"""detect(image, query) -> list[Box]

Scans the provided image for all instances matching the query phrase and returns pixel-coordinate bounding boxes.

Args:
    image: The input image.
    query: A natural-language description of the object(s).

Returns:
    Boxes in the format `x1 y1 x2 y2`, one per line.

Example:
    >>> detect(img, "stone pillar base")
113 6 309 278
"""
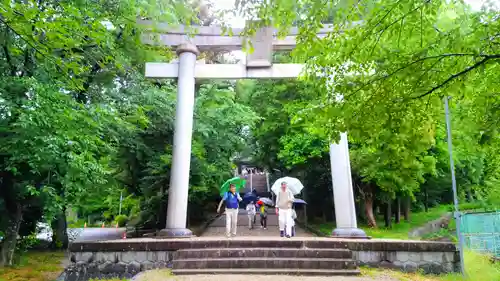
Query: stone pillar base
331 227 370 239
156 228 193 238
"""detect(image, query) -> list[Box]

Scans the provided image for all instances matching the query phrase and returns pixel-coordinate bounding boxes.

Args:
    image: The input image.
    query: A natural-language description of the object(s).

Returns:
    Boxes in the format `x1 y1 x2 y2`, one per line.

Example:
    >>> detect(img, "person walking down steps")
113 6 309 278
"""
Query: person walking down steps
258 201 268 229
217 184 242 238
246 201 256 229
275 182 295 238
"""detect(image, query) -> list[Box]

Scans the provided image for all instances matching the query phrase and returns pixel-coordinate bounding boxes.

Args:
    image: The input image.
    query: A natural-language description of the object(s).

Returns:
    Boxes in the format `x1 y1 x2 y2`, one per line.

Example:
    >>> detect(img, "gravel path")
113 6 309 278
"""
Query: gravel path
133 272 399 281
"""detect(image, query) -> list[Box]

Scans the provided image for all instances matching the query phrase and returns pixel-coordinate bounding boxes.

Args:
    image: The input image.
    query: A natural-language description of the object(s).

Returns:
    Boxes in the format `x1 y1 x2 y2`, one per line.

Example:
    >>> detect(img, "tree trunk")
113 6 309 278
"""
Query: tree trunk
0 203 23 267
51 208 69 249
157 186 167 230
358 198 366 222
359 183 377 228
384 199 392 228
403 196 411 222
424 187 429 212
364 197 377 228
372 200 378 216
395 197 401 224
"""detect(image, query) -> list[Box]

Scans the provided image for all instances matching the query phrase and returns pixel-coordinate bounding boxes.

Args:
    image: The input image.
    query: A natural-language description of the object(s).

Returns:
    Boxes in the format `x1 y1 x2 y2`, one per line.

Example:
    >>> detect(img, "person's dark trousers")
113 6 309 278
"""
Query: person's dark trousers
260 215 267 228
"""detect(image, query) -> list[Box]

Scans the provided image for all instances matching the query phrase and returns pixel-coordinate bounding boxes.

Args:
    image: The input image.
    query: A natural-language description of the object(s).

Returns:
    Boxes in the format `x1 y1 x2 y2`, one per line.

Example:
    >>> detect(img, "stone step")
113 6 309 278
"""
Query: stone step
172 268 361 276
175 248 352 259
172 257 357 270
209 214 279 227
168 238 351 249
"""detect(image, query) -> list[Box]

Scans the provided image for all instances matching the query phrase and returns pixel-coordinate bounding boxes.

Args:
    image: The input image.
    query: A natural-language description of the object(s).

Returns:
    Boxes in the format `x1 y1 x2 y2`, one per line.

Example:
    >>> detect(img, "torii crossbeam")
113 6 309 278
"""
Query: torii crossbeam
142 21 366 239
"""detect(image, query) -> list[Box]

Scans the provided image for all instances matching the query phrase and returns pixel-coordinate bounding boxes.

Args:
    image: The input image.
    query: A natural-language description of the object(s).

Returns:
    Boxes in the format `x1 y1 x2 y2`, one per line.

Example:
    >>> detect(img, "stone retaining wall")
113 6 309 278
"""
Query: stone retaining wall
65 238 459 280
65 251 175 281
353 250 457 273
345 239 459 274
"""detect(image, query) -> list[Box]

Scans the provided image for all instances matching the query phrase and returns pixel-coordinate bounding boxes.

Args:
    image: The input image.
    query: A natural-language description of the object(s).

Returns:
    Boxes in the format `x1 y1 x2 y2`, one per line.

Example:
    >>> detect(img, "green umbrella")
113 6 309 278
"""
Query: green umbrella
220 177 246 196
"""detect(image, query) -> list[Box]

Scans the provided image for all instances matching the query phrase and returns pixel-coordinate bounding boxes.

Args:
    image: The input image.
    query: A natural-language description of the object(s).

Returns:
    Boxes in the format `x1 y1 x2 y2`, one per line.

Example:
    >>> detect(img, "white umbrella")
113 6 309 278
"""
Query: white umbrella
271 177 304 195
257 197 274 206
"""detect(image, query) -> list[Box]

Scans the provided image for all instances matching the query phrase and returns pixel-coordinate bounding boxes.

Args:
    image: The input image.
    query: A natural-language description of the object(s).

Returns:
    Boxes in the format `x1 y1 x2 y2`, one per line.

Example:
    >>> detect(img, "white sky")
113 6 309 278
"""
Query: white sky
210 0 497 60
465 0 500 10
212 0 497 28
211 0 245 28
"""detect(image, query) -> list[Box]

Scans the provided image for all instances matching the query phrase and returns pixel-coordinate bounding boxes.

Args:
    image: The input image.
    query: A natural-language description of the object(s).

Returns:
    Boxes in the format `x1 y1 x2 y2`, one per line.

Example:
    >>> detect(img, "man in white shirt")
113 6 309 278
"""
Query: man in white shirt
275 182 294 238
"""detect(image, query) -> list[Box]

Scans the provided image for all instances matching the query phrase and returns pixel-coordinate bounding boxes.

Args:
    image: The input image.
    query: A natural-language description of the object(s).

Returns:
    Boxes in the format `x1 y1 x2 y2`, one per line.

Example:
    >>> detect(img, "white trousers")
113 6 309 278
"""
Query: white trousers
247 214 255 228
278 208 292 235
225 208 239 236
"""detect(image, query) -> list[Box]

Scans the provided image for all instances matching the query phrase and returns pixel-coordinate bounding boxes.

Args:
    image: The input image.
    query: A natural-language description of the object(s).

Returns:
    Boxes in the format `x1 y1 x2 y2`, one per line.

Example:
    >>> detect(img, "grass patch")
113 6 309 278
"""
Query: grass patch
0 251 65 281
313 204 453 239
361 250 500 281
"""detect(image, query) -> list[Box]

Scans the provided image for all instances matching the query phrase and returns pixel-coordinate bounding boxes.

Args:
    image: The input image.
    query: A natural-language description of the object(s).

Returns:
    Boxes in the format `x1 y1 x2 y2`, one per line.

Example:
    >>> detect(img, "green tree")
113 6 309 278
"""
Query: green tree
0 0 196 265
236 0 500 226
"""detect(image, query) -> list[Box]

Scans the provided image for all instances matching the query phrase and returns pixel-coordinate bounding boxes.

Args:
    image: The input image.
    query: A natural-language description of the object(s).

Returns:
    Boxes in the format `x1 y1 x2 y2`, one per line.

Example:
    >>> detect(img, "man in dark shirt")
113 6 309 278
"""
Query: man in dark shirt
217 184 242 237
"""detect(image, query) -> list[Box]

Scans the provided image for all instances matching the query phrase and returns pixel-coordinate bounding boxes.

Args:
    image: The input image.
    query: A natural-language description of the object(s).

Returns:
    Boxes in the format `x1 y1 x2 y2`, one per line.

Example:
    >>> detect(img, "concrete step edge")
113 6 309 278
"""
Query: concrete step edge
172 268 361 276
176 247 351 252
173 257 356 262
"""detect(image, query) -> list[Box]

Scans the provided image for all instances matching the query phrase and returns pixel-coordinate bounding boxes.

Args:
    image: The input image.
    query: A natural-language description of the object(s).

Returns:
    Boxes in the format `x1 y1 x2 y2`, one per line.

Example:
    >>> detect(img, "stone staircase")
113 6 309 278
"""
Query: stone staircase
171 239 360 276
242 173 268 194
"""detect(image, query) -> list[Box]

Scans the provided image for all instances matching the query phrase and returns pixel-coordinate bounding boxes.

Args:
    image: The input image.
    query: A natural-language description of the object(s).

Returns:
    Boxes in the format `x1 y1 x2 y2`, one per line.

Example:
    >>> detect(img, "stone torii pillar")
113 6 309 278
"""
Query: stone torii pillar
142 22 366 238
330 133 367 238
158 43 199 237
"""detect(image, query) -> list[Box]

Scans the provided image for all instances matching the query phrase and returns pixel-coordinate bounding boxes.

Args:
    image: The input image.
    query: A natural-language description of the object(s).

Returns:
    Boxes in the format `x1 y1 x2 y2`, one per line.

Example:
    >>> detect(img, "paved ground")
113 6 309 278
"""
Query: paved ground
133 271 399 281
201 225 314 237
201 211 314 237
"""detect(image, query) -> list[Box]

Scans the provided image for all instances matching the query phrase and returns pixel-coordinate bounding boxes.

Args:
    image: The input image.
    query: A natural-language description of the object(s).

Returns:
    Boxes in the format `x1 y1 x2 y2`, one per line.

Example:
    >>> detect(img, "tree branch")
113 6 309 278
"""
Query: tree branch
346 53 486 99
2 28 16 76
0 16 81 89
412 56 495 99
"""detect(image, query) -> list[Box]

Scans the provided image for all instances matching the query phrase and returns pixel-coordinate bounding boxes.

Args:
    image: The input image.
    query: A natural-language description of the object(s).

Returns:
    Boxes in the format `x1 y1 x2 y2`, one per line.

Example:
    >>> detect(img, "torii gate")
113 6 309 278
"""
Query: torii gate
141 21 367 238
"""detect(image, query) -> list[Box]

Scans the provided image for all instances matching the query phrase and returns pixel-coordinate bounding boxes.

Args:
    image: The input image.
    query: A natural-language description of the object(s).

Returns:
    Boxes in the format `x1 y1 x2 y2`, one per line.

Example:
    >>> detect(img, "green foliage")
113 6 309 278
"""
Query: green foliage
236 0 500 227
0 0 255 265
314 204 453 239
361 250 500 280
2 80 121 214
129 81 258 229
0 251 65 281
114 215 128 227
15 234 40 256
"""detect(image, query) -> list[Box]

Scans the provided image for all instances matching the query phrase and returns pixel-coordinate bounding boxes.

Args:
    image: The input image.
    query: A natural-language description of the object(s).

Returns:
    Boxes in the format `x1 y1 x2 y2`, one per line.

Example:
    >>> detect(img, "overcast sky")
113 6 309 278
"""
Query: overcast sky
210 0 498 61
213 0 498 28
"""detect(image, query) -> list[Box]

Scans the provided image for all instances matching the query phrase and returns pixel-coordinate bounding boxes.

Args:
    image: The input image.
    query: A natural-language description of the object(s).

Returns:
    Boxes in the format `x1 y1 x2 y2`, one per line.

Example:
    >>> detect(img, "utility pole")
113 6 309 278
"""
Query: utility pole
119 191 123 216
444 96 466 276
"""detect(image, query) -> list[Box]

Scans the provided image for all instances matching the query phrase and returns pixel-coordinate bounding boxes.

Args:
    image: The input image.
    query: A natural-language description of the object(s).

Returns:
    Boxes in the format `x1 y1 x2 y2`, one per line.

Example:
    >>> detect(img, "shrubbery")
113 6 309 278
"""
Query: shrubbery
114 215 128 227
